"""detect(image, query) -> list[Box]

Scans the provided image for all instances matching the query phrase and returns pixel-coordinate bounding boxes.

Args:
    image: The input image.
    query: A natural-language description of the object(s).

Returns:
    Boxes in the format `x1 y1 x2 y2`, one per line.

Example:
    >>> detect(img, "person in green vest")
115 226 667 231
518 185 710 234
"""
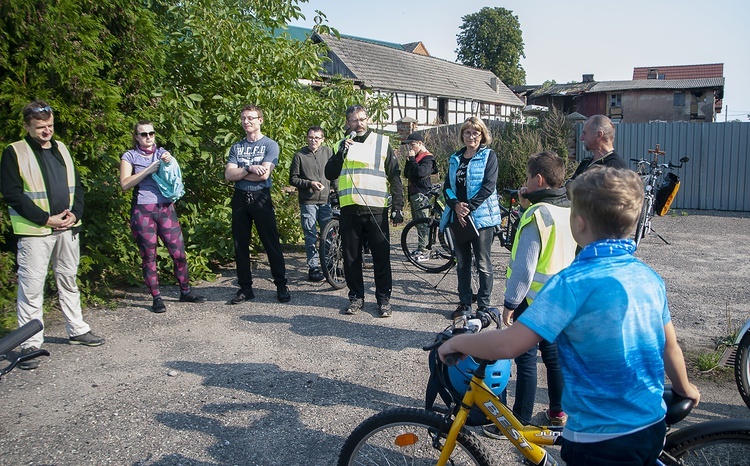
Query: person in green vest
0 100 105 369
484 151 576 439
324 105 404 317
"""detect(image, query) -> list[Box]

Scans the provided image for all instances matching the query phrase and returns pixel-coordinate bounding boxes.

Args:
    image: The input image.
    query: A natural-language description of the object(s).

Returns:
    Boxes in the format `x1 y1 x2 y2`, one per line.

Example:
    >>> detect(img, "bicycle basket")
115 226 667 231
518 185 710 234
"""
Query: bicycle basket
425 347 511 426
654 172 680 216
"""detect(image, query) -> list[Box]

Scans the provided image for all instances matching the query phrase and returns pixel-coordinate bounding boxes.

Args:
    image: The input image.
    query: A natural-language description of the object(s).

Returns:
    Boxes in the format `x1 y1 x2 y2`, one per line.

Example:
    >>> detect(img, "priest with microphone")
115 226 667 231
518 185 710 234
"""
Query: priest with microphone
325 104 404 318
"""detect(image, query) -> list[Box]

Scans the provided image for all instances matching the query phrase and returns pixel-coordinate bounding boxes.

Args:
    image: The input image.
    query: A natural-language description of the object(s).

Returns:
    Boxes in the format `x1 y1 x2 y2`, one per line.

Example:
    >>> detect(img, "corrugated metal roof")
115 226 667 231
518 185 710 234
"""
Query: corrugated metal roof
591 78 724 92
316 33 524 107
529 81 597 98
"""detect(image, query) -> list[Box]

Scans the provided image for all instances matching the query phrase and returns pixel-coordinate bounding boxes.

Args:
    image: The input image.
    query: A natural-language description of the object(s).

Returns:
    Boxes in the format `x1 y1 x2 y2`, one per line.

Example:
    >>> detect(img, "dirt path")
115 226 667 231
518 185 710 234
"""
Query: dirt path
1 210 748 465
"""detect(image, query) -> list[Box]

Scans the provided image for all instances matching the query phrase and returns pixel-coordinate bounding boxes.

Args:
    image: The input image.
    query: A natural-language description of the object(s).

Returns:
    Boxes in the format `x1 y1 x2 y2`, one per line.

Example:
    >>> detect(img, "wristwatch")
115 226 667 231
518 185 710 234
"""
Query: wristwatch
244 165 252 174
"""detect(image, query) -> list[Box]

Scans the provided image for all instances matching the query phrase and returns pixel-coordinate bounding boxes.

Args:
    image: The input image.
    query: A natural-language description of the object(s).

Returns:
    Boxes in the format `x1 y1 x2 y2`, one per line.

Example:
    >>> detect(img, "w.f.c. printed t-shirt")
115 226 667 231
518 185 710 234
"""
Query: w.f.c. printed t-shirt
227 136 279 192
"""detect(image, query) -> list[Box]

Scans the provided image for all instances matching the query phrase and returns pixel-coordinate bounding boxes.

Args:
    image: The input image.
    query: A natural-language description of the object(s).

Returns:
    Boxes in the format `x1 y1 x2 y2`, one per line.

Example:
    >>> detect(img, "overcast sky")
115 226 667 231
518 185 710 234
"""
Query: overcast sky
290 0 750 122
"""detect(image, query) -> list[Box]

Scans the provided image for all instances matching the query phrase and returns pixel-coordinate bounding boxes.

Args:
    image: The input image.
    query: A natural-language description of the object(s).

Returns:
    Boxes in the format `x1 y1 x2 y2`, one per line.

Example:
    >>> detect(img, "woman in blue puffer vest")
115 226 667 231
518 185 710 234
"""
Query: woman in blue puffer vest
440 117 502 319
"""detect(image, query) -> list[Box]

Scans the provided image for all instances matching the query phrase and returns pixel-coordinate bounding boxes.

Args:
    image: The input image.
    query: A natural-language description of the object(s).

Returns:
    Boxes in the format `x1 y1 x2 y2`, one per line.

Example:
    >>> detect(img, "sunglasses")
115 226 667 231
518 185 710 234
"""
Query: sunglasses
138 131 155 137
31 106 52 114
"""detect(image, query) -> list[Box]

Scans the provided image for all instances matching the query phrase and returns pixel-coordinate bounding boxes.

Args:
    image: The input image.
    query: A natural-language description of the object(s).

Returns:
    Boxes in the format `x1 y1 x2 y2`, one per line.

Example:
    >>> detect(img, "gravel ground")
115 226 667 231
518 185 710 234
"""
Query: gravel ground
1 209 749 465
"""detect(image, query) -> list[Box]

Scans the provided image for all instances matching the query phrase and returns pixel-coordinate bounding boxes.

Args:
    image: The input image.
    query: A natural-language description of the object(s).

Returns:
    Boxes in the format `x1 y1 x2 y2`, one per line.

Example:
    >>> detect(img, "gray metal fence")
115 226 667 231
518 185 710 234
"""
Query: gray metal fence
575 122 750 211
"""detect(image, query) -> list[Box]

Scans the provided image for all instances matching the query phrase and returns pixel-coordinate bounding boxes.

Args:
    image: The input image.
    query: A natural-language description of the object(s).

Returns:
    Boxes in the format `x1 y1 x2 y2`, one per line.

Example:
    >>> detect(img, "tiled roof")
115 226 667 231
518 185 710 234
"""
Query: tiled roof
590 78 725 93
633 63 724 80
317 33 524 107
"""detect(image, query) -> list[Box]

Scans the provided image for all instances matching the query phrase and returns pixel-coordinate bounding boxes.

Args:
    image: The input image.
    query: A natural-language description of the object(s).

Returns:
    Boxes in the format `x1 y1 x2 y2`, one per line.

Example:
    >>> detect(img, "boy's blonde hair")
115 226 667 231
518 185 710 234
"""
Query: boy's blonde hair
567 166 644 239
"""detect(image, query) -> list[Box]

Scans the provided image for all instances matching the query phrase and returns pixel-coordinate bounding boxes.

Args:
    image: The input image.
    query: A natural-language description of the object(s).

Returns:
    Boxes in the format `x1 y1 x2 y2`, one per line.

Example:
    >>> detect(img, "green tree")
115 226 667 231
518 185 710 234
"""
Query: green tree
0 0 377 328
455 7 526 86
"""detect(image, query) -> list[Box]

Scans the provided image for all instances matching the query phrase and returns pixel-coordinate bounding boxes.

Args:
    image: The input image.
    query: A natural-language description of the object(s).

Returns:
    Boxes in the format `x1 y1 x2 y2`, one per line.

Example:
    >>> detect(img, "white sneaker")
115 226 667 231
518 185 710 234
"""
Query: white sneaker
411 250 429 262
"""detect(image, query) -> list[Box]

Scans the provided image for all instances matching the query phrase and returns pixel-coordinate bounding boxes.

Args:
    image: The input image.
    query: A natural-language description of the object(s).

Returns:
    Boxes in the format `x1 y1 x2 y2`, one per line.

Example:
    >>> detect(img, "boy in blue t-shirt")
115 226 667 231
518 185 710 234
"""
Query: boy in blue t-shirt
438 166 700 465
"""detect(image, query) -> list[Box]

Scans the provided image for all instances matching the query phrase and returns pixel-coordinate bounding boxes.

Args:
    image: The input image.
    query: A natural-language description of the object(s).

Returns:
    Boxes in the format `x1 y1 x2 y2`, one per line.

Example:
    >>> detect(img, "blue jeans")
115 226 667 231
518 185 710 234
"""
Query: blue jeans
454 226 494 308
300 203 333 271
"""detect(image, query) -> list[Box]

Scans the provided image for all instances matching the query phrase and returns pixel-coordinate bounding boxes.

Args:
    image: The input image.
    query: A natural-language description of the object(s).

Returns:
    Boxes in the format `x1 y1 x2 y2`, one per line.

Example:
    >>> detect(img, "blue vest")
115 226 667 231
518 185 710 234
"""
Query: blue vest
440 147 501 231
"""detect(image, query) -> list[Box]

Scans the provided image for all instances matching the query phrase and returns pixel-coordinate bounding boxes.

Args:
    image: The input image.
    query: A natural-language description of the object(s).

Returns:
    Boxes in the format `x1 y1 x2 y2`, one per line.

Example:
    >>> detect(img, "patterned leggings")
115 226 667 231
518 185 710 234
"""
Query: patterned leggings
130 203 189 297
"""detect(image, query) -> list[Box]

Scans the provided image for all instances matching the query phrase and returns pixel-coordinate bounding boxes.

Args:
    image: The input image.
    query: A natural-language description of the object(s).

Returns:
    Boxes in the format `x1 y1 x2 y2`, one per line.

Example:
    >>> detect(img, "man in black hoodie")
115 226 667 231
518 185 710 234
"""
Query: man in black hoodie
401 132 437 262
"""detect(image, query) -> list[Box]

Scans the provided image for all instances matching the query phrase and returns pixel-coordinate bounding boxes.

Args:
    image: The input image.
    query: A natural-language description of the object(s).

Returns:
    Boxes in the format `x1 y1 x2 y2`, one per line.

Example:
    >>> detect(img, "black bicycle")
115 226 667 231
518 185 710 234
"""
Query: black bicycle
400 186 521 273
0 320 49 378
631 144 689 247
319 199 346 290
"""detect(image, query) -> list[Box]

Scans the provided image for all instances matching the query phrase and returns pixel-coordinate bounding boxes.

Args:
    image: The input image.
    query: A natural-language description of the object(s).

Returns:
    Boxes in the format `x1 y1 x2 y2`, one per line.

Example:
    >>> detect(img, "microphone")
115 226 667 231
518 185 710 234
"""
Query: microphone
342 131 357 157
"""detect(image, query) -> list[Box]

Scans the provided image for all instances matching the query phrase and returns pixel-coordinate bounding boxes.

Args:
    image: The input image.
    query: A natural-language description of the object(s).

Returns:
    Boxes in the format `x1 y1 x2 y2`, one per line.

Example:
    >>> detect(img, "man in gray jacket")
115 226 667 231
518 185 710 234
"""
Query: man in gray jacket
289 126 334 282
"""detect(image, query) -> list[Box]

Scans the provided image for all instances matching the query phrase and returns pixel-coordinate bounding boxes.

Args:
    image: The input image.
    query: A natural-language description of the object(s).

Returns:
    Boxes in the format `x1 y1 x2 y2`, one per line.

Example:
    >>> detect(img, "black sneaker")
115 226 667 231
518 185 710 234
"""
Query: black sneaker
276 285 291 303
18 346 41 370
68 331 105 347
152 296 167 313
230 289 255 304
378 303 392 318
308 269 325 282
179 291 206 303
345 298 363 315
451 303 472 319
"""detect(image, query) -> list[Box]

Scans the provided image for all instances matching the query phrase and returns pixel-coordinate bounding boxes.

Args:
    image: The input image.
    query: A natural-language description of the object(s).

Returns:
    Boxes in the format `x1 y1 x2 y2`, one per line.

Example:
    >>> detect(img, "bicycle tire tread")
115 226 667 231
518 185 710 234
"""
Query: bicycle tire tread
337 407 497 466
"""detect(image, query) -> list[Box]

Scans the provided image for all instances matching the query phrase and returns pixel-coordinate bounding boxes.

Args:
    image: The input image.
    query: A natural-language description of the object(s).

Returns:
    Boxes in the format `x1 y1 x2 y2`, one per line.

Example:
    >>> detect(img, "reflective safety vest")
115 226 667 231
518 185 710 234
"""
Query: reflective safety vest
8 140 81 236
338 132 389 208
507 202 576 304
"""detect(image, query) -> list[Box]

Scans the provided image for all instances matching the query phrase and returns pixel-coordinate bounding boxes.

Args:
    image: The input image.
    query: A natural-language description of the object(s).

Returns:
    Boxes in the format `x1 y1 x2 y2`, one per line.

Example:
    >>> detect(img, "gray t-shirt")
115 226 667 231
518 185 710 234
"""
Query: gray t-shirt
227 136 279 192
121 148 170 204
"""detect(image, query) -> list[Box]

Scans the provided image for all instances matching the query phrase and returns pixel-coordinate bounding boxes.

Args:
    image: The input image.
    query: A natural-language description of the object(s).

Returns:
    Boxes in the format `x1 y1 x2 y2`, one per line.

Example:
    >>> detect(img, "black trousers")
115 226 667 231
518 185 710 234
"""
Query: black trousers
561 420 666 465
231 189 287 289
339 211 392 305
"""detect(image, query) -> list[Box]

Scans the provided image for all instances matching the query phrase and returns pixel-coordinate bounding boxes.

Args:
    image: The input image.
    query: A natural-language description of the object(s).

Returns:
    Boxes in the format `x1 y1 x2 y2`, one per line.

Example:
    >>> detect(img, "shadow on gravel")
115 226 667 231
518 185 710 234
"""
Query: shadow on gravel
148 401 345 466
241 313 436 350
165 360 419 409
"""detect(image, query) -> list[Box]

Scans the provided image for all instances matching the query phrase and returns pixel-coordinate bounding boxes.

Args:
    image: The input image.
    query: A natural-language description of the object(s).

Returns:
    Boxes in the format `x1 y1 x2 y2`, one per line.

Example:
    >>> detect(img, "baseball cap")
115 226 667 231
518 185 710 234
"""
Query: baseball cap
401 132 424 144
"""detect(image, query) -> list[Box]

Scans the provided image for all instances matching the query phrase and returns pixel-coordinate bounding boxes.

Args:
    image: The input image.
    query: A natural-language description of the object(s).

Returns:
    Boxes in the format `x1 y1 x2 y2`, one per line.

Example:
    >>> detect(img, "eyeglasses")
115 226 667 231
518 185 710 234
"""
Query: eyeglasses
31 106 52 114
138 131 155 137
347 117 368 124
463 132 482 139
242 116 261 122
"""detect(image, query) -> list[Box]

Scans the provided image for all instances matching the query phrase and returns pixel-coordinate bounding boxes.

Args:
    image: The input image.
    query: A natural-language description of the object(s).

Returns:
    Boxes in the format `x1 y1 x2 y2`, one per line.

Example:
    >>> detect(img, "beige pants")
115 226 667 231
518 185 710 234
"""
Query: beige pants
16 230 90 349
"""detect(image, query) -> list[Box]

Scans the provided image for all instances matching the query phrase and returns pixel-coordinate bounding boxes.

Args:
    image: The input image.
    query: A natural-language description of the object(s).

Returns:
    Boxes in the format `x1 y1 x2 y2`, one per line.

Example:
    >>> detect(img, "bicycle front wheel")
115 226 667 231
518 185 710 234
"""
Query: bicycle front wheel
735 330 750 410
337 408 497 466
634 195 653 247
660 419 750 465
400 218 455 273
319 218 346 290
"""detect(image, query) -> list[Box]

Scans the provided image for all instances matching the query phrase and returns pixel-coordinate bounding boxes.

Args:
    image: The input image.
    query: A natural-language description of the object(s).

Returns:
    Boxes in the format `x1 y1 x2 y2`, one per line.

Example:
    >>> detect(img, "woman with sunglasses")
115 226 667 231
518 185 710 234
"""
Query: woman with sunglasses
119 120 205 313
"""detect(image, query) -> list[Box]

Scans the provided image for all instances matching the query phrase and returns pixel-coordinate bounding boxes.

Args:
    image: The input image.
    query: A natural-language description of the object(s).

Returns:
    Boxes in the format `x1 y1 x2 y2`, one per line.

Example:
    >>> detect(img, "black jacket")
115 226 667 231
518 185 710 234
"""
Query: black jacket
404 150 436 196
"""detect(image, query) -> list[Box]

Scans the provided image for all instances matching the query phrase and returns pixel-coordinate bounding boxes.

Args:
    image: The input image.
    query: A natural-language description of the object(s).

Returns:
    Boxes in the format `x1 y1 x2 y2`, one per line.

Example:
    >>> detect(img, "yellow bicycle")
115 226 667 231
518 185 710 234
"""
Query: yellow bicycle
338 313 750 465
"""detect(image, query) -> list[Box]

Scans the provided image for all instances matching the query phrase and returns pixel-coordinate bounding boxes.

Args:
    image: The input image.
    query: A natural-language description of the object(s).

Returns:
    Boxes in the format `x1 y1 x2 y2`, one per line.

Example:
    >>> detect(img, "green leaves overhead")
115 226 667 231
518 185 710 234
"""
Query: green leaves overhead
455 7 526 87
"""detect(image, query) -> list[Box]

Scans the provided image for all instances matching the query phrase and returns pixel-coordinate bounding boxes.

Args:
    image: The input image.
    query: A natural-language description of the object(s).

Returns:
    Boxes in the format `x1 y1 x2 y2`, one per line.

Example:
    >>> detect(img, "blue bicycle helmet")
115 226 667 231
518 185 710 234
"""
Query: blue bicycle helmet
447 355 511 397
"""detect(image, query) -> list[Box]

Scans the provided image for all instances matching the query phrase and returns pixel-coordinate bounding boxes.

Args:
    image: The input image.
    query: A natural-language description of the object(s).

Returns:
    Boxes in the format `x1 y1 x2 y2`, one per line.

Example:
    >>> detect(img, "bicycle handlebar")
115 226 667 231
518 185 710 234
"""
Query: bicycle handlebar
0 319 43 357
422 309 502 366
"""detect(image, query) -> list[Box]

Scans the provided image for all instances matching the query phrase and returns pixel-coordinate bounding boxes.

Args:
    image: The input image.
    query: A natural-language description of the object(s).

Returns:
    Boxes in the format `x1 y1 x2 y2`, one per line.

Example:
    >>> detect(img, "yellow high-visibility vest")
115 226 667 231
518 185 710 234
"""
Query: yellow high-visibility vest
507 203 576 304
338 132 389 208
8 140 80 236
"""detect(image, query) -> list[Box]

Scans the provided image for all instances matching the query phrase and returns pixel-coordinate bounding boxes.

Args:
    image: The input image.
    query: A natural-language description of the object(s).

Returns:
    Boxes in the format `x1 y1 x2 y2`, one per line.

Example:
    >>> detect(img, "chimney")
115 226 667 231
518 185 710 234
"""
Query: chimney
582 74 594 83
490 77 499 92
